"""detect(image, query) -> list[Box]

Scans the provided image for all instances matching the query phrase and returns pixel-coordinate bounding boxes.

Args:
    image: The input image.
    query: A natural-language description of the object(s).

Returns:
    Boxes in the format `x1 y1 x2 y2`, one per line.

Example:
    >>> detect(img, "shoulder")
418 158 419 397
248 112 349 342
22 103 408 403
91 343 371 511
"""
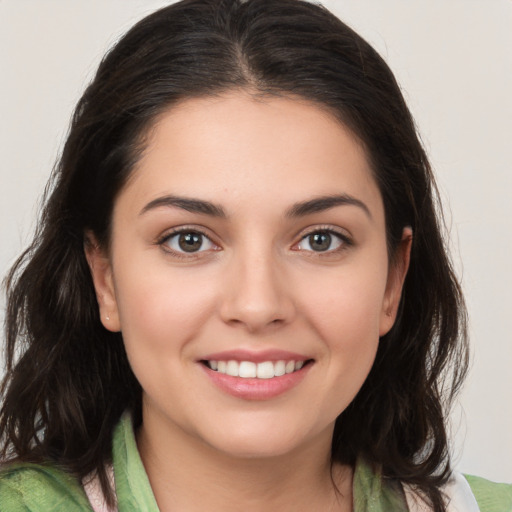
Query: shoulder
0 462 92 511
464 474 512 512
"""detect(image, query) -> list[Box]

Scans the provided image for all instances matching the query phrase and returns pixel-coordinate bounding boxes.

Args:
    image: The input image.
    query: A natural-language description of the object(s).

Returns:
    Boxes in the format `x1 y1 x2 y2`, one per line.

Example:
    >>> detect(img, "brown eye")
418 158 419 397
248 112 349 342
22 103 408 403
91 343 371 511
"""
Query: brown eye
178 232 203 252
308 232 332 252
162 230 216 254
296 230 346 253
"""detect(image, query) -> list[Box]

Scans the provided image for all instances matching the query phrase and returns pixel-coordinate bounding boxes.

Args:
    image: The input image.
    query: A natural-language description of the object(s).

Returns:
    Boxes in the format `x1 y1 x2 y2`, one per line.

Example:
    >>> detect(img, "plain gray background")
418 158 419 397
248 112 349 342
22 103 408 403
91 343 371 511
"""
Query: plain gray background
1 0 511 482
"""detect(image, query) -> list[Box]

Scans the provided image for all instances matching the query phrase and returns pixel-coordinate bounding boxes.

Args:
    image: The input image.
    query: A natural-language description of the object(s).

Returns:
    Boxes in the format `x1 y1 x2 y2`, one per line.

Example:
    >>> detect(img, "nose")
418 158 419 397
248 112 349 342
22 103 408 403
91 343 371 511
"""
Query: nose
219 249 295 333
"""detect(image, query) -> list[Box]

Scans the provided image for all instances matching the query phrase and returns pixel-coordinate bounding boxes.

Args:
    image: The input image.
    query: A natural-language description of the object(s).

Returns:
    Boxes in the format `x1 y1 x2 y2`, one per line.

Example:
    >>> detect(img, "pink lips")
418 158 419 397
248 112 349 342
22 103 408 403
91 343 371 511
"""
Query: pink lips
199 349 313 400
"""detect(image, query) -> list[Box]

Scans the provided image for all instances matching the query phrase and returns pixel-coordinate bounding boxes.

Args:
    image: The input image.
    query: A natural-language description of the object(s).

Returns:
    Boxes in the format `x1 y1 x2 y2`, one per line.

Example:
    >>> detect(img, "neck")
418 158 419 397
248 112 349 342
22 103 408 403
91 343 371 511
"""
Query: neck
136 410 353 512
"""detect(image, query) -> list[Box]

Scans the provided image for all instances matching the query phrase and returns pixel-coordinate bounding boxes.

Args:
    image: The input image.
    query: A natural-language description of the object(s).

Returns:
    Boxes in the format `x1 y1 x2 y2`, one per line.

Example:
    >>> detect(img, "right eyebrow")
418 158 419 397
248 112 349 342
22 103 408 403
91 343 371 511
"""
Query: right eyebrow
139 195 227 217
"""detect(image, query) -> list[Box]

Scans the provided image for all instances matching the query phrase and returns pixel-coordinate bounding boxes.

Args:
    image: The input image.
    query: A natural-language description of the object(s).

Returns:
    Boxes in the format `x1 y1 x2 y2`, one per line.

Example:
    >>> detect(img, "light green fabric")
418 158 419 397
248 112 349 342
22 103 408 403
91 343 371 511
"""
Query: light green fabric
352 457 409 511
0 462 92 511
464 474 512 512
111 413 159 511
1 412 510 511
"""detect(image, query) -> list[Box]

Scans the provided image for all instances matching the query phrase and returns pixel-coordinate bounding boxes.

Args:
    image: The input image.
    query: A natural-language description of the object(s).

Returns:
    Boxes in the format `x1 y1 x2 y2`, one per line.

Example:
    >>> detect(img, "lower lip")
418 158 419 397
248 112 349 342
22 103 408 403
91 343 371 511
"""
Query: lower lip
200 363 312 400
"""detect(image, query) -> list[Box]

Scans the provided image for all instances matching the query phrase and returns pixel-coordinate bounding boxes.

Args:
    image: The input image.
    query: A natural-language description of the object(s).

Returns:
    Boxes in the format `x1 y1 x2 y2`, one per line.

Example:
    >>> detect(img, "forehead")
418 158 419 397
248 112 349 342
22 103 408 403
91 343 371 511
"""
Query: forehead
120 91 382 219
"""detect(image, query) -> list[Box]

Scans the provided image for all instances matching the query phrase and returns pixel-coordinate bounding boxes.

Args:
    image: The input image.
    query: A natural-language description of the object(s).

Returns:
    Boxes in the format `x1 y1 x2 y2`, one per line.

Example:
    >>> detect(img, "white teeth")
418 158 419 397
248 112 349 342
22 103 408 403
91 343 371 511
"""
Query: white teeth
285 361 295 374
207 359 307 378
238 361 257 378
274 360 286 376
257 361 274 379
226 360 239 377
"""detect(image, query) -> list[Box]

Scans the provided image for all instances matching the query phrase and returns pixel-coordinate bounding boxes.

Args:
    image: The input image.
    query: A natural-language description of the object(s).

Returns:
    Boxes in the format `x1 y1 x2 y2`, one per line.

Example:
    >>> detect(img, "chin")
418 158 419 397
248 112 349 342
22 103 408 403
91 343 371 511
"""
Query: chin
195 417 329 461
207 435 304 460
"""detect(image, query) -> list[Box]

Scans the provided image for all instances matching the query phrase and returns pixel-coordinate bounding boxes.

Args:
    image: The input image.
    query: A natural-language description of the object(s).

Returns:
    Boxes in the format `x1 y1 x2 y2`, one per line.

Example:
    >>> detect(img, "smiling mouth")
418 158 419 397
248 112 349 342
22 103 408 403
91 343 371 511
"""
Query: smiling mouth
202 359 313 379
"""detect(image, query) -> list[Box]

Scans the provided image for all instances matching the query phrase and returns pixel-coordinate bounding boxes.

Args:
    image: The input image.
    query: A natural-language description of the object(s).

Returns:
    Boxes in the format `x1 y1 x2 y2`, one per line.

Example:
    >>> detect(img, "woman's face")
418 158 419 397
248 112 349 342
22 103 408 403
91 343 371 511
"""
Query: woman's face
88 91 410 459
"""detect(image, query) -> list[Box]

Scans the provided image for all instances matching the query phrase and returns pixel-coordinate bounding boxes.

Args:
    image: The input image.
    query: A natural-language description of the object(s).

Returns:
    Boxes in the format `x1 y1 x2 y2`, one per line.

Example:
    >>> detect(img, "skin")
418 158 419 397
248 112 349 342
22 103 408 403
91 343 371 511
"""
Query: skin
87 91 411 511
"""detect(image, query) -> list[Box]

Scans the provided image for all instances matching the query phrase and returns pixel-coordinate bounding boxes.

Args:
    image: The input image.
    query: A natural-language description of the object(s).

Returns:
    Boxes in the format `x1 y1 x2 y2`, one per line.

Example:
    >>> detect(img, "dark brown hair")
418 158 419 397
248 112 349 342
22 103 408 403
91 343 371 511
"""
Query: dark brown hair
1 1 468 510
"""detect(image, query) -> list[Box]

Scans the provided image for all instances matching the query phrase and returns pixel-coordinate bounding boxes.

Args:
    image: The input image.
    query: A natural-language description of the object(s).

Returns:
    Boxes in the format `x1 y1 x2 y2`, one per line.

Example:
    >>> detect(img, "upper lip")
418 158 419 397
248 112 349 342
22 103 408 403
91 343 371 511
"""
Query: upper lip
200 349 312 363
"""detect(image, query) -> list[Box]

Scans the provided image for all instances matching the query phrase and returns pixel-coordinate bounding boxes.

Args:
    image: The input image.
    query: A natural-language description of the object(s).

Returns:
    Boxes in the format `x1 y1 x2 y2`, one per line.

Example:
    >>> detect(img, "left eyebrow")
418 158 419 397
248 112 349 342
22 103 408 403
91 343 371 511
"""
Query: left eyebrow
285 194 371 219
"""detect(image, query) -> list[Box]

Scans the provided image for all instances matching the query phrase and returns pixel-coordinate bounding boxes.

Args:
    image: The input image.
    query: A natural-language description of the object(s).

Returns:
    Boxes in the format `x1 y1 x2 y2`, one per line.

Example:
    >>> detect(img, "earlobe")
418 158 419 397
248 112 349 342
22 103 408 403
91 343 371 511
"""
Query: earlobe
379 227 413 336
84 232 121 332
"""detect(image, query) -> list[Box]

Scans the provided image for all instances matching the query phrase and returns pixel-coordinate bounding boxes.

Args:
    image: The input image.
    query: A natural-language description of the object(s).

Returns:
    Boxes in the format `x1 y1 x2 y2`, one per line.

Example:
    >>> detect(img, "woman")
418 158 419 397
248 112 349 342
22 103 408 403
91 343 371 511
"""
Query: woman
1 0 510 510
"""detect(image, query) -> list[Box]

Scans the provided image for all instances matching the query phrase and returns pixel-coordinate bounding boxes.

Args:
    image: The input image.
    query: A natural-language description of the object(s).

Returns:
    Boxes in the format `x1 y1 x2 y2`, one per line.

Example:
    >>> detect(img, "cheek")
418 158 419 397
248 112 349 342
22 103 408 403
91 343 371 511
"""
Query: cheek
299 259 389 345
309 295 382 420
112 262 221 412
318 282 382 373
293 255 388 401
112 255 219 360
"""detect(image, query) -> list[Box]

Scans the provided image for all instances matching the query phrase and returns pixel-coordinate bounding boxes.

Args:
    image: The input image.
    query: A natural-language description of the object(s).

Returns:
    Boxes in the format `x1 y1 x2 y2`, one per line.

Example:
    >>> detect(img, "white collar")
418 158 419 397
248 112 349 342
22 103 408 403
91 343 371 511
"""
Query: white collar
404 472 480 512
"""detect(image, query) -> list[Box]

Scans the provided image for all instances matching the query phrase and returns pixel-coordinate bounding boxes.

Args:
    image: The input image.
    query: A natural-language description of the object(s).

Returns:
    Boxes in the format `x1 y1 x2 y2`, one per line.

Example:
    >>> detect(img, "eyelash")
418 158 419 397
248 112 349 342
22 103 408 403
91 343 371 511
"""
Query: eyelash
156 226 353 259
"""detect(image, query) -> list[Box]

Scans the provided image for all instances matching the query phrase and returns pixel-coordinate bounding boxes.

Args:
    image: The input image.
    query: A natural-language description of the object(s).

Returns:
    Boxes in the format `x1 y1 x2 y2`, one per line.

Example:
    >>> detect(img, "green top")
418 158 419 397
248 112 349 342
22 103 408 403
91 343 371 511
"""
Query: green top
1 413 511 511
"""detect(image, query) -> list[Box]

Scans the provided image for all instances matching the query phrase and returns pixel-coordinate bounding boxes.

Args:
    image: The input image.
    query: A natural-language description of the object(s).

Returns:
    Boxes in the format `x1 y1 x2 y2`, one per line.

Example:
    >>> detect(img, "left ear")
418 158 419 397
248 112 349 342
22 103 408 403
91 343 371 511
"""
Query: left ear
379 227 413 336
